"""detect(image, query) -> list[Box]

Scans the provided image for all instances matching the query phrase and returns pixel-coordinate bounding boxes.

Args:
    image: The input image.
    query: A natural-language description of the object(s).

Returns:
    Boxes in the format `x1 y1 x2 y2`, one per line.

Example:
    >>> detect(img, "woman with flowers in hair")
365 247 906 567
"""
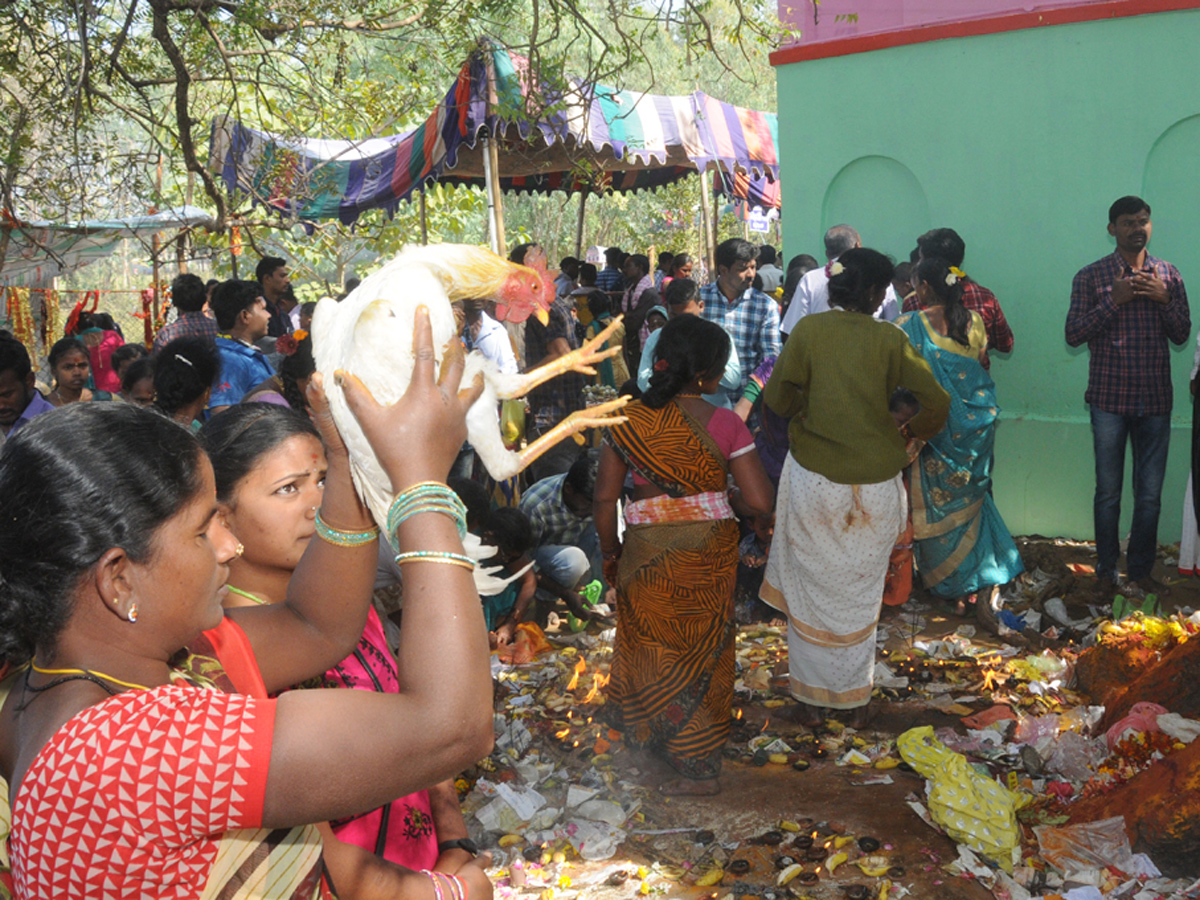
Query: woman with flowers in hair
894 257 1024 616
245 330 316 413
761 248 949 728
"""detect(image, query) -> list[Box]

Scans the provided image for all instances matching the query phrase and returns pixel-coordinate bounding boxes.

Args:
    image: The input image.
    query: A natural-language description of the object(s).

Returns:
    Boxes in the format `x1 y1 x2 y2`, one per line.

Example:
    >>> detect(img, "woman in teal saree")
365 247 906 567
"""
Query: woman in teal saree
895 257 1024 612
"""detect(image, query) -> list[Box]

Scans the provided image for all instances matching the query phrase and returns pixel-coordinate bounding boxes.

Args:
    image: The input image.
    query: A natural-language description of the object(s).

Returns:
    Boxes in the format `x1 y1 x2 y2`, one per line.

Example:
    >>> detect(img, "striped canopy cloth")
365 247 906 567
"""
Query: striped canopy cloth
209 44 779 222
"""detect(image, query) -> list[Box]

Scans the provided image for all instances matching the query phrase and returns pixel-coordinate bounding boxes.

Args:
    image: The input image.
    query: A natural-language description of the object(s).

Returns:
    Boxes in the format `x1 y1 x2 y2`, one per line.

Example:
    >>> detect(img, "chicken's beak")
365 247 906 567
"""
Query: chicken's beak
536 308 550 326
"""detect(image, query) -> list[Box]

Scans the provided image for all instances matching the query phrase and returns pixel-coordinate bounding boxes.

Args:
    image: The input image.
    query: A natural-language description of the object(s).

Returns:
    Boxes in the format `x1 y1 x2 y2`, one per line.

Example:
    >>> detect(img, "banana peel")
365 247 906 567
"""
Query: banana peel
826 852 848 874
777 864 804 886
878 879 891 900
833 836 855 850
780 820 802 832
498 834 523 847
695 868 725 887
856 857 891 877
873 757 900 769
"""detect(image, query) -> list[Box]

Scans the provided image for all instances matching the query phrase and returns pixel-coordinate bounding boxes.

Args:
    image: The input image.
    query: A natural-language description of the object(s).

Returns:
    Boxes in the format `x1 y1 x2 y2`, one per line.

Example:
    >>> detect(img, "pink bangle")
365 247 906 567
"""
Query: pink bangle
422 870 444 900
447 873 468 900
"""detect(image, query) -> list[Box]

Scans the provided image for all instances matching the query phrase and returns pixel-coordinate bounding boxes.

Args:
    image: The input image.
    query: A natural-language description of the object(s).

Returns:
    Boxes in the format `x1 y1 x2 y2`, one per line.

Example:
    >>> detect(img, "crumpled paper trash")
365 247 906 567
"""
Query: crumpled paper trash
573 799 627 827
558 818 623 860
898 726 1021 870
474 783 547 833
874 661 909 689
1156 712 1200 744
1034 816 1134 878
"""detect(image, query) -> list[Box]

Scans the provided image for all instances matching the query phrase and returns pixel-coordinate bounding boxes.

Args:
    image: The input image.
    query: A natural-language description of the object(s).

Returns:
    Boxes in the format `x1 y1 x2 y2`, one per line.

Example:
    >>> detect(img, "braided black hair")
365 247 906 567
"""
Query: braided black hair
914 256 970 348
278 334 315 412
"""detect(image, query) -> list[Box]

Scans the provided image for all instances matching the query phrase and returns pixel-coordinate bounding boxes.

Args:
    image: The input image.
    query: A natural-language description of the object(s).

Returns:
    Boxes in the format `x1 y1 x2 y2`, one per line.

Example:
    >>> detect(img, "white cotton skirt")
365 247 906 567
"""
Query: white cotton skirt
760 455 906 709
1181 474 1200 575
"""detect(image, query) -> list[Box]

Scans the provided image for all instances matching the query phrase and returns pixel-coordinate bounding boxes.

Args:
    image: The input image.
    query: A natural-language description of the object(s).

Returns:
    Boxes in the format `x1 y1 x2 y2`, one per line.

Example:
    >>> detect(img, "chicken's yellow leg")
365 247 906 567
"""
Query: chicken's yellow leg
497 315 627 399
516 398 630 472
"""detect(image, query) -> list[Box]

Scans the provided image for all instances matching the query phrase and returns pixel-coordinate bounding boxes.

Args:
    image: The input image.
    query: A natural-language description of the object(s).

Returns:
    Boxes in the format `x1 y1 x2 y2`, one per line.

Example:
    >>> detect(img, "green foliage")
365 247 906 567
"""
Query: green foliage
2 0 784 288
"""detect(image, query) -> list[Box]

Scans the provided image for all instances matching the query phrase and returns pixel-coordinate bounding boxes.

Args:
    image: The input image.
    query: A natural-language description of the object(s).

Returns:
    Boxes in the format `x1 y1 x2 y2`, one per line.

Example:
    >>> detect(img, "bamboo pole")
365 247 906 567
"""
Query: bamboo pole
419 186 429 245
151 154 163 326
574 189 588 259
486 136 506 258
698 170 715 276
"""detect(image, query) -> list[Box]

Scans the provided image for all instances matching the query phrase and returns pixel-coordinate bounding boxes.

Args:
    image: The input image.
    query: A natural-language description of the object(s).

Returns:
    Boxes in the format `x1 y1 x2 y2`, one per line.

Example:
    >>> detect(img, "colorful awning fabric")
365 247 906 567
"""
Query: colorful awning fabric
0 206 213 288
208 44 780 223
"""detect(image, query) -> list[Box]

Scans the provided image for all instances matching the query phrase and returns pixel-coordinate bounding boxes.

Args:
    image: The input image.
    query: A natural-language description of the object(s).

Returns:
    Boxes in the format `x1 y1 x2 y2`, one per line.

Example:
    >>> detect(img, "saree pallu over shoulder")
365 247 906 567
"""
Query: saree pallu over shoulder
898 314 1024 597
604 399 737 780
605 400 728 496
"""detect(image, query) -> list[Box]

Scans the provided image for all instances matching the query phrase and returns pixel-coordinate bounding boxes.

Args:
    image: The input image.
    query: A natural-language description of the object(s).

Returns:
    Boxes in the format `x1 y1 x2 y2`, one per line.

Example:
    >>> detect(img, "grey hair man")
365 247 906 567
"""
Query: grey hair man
780 224 899 334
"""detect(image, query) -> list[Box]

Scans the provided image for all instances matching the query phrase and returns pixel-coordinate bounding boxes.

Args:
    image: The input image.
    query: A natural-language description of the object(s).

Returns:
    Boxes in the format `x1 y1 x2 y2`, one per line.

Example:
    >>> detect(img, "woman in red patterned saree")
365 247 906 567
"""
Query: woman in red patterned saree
594 316 773 796
0 309 494 900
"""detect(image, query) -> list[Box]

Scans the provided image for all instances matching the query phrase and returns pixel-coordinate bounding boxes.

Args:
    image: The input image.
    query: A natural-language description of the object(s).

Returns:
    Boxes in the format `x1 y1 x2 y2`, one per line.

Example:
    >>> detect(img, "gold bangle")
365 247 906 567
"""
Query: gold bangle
393 550 476 572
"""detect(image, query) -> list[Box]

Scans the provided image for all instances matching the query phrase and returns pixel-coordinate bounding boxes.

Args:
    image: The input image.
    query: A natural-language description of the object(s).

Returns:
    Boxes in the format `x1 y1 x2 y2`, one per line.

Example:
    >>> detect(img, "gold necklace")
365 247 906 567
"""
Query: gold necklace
225 584 270 606
30 662 151 692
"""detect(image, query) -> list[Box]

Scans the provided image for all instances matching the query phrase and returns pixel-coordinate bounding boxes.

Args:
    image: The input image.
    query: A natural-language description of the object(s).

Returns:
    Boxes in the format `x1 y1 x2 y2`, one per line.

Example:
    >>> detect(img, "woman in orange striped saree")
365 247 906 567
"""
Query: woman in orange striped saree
594 316 773 796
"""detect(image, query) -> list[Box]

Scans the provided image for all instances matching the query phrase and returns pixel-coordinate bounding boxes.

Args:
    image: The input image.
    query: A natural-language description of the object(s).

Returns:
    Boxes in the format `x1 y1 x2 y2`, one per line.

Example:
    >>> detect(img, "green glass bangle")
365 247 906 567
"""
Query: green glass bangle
314 510 380 547
387 483 467 540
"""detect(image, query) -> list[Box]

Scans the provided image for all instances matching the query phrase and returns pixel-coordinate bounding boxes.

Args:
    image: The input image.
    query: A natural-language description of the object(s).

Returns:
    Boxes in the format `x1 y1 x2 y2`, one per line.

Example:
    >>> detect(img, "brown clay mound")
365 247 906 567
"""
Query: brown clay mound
1096 637 1200 732
1075 636 1167 709
1068 738 1200 878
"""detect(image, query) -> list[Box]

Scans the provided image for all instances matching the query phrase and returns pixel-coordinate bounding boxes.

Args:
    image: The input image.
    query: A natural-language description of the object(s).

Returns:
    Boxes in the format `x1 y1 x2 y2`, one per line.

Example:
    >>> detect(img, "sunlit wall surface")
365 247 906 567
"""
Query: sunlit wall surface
772 3 1200 539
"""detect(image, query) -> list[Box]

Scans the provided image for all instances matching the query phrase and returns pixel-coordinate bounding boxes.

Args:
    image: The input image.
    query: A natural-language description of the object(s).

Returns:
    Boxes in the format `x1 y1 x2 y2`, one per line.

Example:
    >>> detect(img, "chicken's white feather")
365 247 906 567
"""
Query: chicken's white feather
312 246 532 596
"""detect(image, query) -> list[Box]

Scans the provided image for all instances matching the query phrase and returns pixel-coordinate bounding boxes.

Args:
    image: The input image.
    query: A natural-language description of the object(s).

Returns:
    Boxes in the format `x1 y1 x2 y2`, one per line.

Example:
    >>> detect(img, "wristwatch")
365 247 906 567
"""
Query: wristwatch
438 838 479 857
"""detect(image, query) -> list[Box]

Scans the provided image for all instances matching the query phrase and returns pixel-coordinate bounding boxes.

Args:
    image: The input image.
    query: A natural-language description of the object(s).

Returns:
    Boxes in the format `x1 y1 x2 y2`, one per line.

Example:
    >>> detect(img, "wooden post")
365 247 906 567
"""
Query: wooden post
482 135 506 258
698 169 715 277
178 170 194 274
574 189 587 259
711 172 721 260
151 153 163 326
419 186 429 245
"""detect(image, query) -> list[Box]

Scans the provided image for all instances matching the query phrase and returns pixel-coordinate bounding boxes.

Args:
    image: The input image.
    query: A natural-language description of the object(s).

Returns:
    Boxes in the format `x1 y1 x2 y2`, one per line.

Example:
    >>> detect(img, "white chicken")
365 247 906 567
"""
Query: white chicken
312 243 628 594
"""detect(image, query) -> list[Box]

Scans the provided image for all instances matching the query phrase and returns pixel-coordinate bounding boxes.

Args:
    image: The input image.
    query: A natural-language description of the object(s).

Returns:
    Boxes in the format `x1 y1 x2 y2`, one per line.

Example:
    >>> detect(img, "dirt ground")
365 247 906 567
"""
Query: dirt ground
483 536 1200 900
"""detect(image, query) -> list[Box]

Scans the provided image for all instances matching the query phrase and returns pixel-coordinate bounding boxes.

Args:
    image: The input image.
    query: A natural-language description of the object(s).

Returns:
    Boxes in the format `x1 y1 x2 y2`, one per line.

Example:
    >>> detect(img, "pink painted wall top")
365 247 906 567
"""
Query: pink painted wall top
779 0 1113 46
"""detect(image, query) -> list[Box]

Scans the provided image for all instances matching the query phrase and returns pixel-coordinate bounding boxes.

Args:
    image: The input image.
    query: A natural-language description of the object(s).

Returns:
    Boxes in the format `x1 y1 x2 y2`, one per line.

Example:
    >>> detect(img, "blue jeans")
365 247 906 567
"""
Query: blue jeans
1090 407 1171 583
532 525 603 595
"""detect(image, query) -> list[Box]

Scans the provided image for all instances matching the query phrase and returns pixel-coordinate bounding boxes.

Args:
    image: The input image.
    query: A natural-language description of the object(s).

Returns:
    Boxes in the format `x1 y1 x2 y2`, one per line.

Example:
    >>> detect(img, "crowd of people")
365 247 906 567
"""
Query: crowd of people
0 193 1191 895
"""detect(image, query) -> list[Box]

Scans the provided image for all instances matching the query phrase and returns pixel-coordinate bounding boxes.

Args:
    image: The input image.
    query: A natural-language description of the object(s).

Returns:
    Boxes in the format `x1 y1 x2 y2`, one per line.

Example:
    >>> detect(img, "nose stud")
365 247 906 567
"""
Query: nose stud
235 543 245 557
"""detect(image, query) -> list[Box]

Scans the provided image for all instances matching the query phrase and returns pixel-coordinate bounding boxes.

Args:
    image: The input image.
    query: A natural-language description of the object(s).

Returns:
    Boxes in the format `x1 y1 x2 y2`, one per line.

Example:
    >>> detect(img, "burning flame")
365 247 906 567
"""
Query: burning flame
582 672 611 704
760 717 770 733
567 658 587 691
556 728 570 739
735 708 743 720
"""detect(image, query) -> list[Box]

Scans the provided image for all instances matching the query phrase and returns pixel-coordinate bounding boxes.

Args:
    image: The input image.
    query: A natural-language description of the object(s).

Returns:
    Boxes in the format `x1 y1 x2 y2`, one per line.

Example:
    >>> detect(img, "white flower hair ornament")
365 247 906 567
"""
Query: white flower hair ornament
829 261 845 276
945 265 966 287
944 271 959 286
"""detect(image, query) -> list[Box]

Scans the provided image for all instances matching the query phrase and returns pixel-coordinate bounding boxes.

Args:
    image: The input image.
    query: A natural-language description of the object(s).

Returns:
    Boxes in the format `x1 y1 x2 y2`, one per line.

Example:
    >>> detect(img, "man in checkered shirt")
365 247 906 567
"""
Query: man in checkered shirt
519 454 604 624
700 238 781 405
1066 195 1191 598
